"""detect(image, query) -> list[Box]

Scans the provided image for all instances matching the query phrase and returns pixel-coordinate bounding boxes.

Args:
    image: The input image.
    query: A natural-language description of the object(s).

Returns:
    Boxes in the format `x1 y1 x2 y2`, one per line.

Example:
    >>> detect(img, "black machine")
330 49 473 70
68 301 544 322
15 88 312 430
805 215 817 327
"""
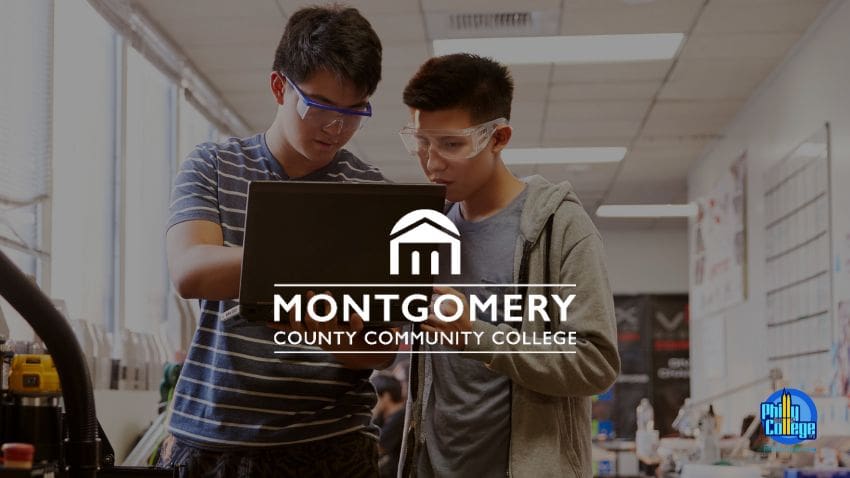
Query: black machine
0 250 177 477
238 181 447 325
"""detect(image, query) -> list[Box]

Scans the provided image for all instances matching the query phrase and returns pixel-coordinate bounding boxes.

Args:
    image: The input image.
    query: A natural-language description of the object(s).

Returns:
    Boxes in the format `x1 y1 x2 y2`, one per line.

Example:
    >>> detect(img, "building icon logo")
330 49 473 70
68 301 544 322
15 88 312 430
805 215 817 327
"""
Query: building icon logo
389 209 460 276
760 388 817 445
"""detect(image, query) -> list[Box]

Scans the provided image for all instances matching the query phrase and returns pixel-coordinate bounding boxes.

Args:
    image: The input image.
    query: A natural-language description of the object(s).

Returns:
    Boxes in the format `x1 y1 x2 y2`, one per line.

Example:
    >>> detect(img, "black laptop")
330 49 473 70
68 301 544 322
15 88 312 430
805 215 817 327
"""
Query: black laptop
239 181 448 325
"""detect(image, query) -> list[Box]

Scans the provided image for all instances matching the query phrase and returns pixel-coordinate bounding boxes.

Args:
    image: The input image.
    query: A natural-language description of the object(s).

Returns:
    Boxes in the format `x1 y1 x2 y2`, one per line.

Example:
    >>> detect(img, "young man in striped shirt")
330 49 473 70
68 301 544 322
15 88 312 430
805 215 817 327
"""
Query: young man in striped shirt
160 6 393 477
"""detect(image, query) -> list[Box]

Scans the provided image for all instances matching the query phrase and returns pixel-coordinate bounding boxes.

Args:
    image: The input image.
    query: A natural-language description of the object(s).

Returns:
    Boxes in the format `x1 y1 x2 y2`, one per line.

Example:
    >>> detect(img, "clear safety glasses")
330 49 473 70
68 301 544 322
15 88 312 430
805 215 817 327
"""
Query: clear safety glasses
398 117 508 160
286 77 372 134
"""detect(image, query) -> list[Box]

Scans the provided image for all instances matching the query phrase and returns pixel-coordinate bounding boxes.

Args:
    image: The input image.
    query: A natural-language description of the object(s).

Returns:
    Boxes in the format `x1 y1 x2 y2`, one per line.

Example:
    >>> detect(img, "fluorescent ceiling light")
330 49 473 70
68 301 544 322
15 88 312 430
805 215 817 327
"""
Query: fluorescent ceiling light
433 33 684 64
503 147 626 165
596 204 697 218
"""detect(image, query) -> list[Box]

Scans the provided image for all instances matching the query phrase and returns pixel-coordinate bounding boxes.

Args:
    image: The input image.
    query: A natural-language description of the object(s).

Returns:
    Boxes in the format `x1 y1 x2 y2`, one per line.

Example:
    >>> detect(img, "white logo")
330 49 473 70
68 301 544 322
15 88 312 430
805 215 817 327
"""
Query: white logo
389 209 460 276
655 311 685 331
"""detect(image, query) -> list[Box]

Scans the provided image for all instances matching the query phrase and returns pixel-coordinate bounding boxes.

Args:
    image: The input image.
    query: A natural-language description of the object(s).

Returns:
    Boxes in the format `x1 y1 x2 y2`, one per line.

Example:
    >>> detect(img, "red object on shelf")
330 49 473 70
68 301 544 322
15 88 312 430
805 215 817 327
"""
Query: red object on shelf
1 442 35 469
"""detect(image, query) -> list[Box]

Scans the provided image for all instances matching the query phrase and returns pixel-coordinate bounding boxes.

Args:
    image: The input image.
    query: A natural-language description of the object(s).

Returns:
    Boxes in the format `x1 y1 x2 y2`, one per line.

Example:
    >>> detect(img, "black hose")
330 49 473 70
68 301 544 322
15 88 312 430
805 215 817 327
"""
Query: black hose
0 250 99 477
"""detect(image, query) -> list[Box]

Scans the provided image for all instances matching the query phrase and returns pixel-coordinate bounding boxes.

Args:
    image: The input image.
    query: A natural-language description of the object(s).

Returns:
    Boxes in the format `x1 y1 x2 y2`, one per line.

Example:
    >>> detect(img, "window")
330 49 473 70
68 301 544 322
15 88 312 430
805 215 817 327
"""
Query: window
0 0 237 384
178 93 218 164
123 47 175 334
51 0 117 328
0 0 53 340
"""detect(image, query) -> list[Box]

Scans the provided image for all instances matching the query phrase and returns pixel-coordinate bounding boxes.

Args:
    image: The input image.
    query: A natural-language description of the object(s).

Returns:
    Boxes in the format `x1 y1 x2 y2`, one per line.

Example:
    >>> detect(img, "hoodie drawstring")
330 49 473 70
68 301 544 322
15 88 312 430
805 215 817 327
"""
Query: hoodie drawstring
519 214 555 332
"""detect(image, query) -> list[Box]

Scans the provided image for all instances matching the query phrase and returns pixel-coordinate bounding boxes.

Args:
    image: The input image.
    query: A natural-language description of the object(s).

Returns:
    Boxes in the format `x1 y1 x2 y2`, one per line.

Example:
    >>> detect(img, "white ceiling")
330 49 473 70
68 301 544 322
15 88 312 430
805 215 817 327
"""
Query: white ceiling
127 0 829 228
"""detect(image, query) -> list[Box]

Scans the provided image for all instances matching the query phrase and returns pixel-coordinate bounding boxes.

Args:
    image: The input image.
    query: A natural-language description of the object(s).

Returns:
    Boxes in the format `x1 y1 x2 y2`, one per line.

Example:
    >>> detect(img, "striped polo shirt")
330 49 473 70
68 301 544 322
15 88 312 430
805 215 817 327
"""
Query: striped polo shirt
167 133 385 449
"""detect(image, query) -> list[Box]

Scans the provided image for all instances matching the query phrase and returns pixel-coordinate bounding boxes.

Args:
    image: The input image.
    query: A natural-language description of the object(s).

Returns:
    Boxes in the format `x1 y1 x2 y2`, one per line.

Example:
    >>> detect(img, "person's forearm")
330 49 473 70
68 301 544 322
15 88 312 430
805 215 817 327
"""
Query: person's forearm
172 245 243 300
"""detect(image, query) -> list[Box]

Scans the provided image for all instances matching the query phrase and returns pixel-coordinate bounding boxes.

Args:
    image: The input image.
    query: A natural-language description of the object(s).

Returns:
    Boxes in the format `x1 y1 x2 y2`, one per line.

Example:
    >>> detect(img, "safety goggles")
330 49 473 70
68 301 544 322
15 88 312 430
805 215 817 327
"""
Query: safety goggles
286 77 372 133
398 117 508 160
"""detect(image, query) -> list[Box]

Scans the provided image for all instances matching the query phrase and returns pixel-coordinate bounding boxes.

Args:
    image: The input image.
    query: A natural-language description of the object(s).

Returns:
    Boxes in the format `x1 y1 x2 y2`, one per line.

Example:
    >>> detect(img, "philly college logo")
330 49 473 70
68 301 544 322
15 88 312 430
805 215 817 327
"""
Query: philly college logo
760 388 817 445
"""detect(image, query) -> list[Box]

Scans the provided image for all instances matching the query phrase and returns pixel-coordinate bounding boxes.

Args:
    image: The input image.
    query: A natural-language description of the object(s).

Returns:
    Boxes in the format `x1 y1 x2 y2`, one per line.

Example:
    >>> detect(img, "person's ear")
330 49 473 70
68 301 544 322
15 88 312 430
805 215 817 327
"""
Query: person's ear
270 72 286 105
491 125 512 154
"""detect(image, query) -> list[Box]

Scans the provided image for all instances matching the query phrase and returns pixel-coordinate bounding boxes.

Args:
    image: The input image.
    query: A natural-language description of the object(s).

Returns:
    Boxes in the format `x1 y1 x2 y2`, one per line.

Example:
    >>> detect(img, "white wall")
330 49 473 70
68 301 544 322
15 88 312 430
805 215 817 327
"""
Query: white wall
600 227 689 295
687 0 850 434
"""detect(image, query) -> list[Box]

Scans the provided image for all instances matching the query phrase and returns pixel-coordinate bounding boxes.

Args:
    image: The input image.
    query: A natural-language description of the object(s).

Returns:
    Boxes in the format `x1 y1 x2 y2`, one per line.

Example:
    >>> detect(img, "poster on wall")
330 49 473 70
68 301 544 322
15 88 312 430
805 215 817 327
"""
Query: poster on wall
690 152 747 319
651 295 690 437
609 295 689 438
610 295 651 439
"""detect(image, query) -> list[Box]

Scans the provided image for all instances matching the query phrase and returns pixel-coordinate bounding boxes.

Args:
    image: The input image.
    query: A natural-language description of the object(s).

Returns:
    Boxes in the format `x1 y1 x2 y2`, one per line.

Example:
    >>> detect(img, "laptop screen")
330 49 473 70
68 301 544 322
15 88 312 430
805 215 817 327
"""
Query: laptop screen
239 181 447 325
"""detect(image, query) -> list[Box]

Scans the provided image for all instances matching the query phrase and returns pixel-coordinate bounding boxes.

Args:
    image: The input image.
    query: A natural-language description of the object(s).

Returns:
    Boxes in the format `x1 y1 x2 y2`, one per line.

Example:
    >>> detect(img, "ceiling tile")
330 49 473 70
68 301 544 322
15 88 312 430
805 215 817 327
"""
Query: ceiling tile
549 81 660 101
157 20 283 47
545 100 651 122
617 152 692 184
666 58 775 83
543 119 641 144
272 0 423 17
509 65 553 84
540 137 630 148
630 136 708 159
560 0 704 35
421 0 561 13
694 0 829 34
349 0 423 16
133 0 283 20
642 100 742 136
606 178 685 204
366 13 428 44
552 60 673 83
659 58 776 100
538 162 619 190
190 46 274 72
680 32 802 59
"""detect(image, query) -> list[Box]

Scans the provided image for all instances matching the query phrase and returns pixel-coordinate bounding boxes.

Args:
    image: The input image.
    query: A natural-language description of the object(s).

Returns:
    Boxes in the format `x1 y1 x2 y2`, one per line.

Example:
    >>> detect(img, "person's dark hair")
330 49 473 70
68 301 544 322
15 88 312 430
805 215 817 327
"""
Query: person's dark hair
403 53 513 123
372 373 402 403
273 5 382 96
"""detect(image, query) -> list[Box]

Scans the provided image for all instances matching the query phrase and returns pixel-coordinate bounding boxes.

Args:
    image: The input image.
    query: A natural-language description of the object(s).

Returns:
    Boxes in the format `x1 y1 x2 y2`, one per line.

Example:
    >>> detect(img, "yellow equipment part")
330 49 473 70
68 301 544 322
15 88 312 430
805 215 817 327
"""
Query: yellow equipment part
9 354 61 395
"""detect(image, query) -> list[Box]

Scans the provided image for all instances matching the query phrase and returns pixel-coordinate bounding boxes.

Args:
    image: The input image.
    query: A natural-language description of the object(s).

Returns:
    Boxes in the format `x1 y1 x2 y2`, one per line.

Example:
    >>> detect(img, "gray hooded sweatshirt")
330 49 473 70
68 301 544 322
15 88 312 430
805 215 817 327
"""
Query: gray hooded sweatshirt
399 175 621 477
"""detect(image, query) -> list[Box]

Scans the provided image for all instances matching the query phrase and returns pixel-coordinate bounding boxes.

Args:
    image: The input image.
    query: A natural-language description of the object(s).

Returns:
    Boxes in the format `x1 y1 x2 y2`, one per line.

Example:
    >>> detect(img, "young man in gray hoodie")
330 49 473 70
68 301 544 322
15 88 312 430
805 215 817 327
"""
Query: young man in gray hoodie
396 54 621 477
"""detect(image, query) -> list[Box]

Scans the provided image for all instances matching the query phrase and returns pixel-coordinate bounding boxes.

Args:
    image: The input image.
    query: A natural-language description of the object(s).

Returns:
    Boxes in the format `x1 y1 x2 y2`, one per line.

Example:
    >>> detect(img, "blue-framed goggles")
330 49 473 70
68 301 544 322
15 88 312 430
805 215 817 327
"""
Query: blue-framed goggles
286 77 372 133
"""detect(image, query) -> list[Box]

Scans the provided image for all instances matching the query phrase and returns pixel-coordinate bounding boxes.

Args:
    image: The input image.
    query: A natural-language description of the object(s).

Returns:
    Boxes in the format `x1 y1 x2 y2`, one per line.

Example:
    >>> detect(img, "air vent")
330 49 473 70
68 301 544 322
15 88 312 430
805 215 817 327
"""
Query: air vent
426 10 559 39
450 12 532 31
